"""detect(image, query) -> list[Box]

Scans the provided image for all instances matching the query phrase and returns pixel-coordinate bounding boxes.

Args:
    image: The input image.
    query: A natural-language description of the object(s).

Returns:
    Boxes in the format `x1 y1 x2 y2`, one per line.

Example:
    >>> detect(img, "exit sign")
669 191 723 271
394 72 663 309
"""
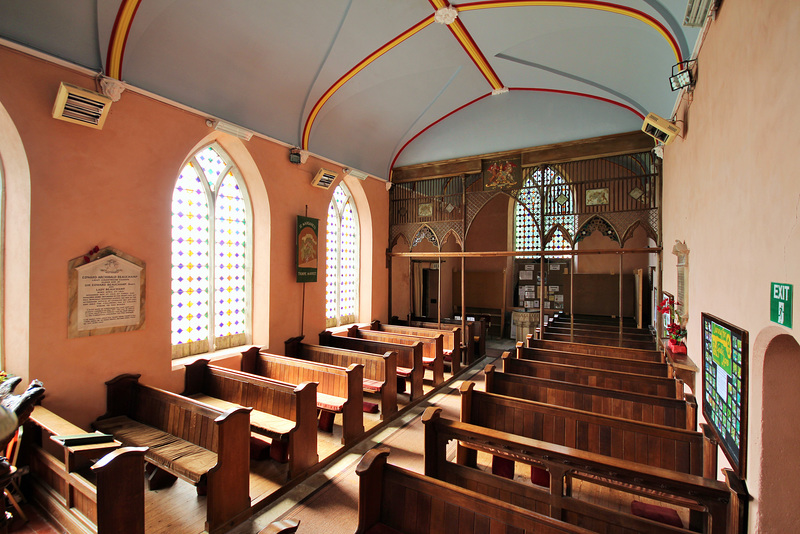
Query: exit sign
771 283 793 328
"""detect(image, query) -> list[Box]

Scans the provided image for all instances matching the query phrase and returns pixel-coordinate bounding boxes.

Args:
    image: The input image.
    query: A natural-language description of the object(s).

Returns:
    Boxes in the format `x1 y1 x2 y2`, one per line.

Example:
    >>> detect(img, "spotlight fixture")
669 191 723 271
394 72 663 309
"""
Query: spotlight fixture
669 60 696 91
289 148 309 164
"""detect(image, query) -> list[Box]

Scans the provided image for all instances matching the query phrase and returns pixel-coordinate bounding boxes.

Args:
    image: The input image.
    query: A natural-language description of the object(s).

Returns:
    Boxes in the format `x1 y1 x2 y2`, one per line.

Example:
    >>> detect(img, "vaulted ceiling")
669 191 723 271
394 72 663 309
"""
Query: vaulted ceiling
0 0 701 180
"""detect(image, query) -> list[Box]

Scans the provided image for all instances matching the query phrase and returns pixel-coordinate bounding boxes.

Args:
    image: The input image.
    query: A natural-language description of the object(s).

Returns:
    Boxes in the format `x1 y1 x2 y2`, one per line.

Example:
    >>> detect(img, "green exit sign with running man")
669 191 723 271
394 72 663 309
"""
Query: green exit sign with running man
771 283 793 328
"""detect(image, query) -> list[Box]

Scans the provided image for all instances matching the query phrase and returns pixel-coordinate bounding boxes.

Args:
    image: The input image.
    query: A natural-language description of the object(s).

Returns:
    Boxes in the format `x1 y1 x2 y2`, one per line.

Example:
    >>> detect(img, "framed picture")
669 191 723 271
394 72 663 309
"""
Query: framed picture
586 187 609 206
418 203 433 217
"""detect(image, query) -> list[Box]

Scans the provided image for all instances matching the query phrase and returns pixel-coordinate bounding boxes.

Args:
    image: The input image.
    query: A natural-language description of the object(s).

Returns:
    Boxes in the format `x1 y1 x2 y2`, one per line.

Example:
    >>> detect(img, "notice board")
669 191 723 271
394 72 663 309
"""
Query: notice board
701 312 749 477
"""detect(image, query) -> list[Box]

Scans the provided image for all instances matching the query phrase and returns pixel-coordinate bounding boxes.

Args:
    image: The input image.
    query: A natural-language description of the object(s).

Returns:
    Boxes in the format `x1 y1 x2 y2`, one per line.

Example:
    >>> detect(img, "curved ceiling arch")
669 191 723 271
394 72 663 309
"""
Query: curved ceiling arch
1 1 701 179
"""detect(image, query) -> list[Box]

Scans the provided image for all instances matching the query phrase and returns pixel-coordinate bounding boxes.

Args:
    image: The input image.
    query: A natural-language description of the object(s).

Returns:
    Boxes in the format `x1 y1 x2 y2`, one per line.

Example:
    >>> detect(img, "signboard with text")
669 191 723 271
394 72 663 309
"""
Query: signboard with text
297 215 319 283
770 282 793 328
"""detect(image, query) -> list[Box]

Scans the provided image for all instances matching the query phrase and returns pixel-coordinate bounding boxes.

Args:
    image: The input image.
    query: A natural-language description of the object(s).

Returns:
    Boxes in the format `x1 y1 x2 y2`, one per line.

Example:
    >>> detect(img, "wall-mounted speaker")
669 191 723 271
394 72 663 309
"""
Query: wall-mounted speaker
641 113 681 145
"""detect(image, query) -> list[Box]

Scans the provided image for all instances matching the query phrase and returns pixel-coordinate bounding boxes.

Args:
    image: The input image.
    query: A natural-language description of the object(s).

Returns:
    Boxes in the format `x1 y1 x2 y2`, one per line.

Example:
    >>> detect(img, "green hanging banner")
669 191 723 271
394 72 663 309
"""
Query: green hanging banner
297 215 319 283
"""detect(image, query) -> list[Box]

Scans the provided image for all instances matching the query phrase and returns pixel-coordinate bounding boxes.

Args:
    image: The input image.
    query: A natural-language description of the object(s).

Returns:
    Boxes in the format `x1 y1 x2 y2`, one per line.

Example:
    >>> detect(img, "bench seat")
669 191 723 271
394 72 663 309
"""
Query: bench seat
93 415 216 486
362 379 383 392
316 392 346 412
188 394 296 439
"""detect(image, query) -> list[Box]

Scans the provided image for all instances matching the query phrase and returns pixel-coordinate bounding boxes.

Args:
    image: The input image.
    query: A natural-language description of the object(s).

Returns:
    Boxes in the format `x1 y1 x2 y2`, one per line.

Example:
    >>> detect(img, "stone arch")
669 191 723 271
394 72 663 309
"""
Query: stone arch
752 326 800 532
0 98 31 379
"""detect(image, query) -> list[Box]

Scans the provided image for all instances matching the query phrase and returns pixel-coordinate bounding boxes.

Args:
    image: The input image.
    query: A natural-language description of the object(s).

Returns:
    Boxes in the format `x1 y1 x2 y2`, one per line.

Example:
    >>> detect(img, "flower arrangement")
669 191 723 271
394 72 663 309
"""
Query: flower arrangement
658 297 687 353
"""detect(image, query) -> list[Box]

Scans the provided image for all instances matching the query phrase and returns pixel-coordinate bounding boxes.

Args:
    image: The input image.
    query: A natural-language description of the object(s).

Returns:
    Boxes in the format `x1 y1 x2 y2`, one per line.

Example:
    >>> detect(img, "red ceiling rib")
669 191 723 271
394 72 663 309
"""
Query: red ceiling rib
389 87 645 170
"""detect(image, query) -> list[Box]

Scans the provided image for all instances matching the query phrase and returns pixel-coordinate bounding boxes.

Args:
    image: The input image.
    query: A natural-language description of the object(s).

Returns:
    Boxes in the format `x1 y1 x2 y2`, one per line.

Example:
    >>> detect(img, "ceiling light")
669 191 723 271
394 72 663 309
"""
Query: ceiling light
669 60 696 91
206 119 253 140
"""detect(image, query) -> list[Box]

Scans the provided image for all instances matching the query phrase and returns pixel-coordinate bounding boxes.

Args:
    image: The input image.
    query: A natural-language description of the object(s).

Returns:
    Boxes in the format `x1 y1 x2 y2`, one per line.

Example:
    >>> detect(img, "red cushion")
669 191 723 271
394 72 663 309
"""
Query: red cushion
531 466 549 487
317 393 345 412
249 435 271 461
396 367 412 377
491 455 514 479
363 401 379 414
363 379 383 392
630 501 683 528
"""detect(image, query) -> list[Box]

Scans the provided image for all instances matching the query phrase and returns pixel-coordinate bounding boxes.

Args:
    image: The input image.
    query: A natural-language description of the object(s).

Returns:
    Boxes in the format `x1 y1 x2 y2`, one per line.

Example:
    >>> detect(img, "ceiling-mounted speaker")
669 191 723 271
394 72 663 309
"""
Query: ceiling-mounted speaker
641 113 681 145
311 168 339 189
52 82 112 129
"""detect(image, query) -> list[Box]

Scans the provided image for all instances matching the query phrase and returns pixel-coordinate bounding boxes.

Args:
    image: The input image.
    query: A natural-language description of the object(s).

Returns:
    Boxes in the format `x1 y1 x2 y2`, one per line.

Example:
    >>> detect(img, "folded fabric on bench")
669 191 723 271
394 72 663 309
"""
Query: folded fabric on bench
94 415 216 485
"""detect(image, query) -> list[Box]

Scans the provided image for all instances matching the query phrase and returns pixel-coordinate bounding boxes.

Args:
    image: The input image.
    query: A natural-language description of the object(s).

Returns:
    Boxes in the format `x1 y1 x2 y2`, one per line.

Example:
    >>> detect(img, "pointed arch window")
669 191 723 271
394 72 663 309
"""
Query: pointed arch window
171 144 251 358
326 184 359 327
514 167 575 258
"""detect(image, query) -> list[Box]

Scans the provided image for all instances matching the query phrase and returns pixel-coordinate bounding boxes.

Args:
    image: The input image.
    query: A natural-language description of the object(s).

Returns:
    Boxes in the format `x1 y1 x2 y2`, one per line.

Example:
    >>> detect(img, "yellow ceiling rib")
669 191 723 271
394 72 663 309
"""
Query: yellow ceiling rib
458 0 682 63
302 16 435 150
106 0 142 80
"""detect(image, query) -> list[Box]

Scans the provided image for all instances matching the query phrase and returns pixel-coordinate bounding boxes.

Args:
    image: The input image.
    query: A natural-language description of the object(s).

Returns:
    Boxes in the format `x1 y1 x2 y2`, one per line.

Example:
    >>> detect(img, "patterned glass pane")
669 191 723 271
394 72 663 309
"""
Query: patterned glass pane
171 162 211 345
340 200 359 319
325 185 359 325
196 146 228 193
325 200 340 321
515 178 541 253
215 171 247 338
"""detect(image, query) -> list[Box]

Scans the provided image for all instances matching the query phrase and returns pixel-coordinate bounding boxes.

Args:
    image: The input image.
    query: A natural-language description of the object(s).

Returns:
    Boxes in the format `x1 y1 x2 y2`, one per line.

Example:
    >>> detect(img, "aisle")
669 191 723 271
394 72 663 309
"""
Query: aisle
229 339 515 534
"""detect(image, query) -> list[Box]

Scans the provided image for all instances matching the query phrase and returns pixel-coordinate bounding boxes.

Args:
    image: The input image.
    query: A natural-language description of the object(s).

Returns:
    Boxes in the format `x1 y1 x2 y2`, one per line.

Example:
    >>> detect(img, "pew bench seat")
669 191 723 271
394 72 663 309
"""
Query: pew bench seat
188 394 296 439
362 378 384 392
93 415 215 486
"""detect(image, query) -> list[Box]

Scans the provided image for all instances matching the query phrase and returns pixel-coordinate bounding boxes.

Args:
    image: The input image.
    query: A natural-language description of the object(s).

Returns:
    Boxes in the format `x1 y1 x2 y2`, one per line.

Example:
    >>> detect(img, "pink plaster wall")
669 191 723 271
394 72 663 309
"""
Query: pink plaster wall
0 45 389 429
661 1 800 530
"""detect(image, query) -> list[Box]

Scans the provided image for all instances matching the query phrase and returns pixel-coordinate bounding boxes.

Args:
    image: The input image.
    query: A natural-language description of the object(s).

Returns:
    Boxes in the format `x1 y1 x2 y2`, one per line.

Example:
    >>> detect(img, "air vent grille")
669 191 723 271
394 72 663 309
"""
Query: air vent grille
683 0 714 27
52 82 112 129
311 168 339 189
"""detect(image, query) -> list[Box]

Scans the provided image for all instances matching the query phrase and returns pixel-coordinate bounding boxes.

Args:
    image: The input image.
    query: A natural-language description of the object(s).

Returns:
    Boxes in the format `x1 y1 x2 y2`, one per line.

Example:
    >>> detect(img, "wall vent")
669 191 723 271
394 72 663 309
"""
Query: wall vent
683 0 715 27
311 168 339 189
346 168 370 180
52 82 112 129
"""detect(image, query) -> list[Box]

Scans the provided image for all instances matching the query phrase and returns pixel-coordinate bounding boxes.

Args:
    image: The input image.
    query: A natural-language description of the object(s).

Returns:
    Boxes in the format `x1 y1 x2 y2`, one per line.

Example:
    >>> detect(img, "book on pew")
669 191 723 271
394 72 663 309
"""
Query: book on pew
51 432 115 446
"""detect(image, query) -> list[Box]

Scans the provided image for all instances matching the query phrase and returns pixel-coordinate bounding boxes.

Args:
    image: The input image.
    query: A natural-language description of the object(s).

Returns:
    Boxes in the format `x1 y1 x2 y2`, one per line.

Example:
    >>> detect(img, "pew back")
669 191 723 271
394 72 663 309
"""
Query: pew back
284 337 398 419
348 325 444 385
460 382 705 476
355 448 592 534
529 337 663 362
517 344 671 378
320 330 424 400
502 353 683 399
485 365 696 429
369 320 461 373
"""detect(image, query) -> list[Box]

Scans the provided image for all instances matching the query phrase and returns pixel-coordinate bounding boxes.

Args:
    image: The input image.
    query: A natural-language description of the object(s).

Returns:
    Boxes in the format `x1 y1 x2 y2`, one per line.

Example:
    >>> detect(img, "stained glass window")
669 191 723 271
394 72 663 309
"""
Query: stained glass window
514 167 575 258
326 184 359 327
171 144 249 357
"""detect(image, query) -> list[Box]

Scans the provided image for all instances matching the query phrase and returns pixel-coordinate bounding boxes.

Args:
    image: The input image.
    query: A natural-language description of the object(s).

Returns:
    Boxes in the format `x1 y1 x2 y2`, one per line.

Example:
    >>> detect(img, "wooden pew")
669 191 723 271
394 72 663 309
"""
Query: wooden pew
423 407 747 534
502 353 685 399
542 330 657 350
544 325 656 343
24 406 147 534
284 336 398 420
347 325 444 386
459 382 708 477
485 364 697 430
528 337 663 363
93 374 252 534
550 317 654 335
367 319 461 374
354 447 592 534
403 315 487 361
517 343 672 378
320 330 424 400
181 359 318 478
240 347 364 445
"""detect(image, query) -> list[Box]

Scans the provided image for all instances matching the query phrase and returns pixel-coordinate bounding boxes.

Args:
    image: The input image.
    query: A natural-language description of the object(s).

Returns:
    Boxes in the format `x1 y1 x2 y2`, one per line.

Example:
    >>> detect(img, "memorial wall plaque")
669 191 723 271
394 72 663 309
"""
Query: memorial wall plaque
68 247 146 338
